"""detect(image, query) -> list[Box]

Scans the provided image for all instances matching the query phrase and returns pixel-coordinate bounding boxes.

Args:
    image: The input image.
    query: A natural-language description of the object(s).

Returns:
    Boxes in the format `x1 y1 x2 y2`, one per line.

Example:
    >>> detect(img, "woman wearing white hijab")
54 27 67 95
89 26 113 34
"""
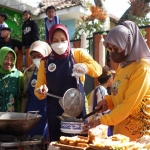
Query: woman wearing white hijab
21 41 51 139
84 21 150 141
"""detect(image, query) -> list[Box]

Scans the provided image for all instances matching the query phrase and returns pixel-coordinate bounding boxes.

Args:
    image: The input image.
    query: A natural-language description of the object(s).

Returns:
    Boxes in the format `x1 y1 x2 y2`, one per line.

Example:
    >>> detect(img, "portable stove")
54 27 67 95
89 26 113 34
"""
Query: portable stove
0 134 45 150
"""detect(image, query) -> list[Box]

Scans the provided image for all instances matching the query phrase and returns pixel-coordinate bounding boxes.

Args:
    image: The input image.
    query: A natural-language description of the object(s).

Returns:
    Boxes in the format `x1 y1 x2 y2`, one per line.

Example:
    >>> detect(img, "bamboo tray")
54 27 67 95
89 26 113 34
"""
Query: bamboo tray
88 143 146 150
51 142 93 150
89 144 112 150
51 143 137 150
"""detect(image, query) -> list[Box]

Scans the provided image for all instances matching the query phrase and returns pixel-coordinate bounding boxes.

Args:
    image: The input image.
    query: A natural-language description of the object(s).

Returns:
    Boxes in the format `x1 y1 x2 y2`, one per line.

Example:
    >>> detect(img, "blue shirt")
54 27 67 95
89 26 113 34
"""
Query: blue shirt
44 16 61 41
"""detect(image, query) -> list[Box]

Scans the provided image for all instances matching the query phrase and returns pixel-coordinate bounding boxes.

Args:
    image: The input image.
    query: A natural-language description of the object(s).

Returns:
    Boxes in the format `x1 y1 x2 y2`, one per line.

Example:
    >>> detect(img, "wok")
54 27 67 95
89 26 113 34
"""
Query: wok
0 111 42 136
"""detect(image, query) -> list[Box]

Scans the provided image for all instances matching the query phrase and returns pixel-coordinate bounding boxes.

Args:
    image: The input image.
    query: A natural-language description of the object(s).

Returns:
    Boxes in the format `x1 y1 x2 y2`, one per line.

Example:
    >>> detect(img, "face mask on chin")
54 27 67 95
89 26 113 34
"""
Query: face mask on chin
51 41 68 55
111 50 128 63
48 17 53 20
33 58 41 68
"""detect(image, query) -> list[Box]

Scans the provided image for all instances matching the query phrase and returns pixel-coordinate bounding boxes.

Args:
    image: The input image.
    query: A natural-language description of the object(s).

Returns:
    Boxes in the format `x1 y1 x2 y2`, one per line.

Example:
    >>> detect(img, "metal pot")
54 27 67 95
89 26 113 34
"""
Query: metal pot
0 111 42 136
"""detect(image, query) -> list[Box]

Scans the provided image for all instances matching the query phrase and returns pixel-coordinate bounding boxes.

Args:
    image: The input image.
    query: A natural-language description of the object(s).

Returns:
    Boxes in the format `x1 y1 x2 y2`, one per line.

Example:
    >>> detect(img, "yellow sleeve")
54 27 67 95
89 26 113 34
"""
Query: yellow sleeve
34 60 47 100
104 95 114 110
101 66 150 126
74 48 102 77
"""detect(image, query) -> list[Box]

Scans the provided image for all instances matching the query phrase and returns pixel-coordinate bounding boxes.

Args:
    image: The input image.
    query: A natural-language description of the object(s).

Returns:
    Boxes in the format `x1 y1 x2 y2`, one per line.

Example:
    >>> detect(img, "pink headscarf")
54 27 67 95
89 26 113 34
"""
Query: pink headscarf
104 20 150 67
49 24 70 59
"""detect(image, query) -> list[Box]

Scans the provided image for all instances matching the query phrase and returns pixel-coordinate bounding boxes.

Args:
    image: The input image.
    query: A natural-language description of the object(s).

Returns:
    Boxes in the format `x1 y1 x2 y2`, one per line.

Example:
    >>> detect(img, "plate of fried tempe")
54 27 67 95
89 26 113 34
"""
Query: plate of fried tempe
50 124 150 150
51 135 89 150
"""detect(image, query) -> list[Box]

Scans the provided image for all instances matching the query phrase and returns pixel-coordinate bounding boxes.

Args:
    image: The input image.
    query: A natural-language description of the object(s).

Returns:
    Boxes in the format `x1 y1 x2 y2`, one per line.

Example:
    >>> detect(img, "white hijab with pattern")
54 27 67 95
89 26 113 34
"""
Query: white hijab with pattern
30 41 51 57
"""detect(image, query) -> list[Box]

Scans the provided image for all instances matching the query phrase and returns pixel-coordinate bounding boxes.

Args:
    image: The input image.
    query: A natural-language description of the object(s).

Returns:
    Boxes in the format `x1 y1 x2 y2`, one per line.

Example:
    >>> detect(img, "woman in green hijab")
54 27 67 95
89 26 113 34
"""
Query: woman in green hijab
0 47 23 112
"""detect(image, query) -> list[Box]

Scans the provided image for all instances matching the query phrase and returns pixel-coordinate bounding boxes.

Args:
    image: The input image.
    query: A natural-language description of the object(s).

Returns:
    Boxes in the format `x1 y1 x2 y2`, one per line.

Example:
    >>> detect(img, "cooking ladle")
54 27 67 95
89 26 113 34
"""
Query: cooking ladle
56 106 103 122
44 89 85 119
45 93 62 99
45 92 78 104
43 92 64 107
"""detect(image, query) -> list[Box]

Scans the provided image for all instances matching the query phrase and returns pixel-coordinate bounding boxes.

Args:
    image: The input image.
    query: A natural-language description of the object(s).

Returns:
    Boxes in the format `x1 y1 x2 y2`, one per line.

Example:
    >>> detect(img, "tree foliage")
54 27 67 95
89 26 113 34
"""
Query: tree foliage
128 14 150 37
72 4 107 40
118 0 150 25
36 19 45 41
9 14 23 41
73 19 104 40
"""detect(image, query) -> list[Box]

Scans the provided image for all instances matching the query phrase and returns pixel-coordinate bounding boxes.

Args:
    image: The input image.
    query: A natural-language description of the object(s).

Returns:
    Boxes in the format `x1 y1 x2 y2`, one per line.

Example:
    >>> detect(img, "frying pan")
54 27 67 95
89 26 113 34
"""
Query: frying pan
0 111 41 136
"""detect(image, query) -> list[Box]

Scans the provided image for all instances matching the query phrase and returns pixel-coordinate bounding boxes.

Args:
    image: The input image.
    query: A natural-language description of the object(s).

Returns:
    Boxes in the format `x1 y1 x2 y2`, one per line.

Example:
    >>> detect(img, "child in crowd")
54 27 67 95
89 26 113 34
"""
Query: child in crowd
0 27 22 53
0 27 23 71
22 10 39 68
87 65 115 136
0 13 8 37
44 5 61 44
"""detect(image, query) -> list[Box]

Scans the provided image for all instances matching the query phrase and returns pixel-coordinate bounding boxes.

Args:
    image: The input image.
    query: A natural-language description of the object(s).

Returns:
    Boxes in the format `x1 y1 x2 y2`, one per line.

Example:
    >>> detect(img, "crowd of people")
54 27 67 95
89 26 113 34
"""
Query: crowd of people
0 4 150 145
0 5 60 69
0 6 62 141
0 6 102 142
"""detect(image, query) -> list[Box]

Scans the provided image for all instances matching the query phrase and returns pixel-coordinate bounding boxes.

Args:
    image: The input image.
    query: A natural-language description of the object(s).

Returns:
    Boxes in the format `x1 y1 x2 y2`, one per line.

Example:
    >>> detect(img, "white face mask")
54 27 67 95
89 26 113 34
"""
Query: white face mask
33 58 41 68
51 41 68 55
48 17 53 20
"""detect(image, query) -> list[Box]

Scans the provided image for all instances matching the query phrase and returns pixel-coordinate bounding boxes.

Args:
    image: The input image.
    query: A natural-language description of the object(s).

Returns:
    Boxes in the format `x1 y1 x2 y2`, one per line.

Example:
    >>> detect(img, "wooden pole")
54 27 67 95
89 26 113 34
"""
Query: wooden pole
93 34 101 87
25 48 33 68
73 41 81 48
16 50 23 71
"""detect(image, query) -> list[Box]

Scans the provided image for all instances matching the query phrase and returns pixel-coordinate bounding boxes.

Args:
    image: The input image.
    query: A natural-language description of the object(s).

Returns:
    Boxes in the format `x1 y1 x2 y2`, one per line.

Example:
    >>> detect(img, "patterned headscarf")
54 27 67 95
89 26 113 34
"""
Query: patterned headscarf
0 47 17 74
49 24 70 59
103 20 150 67
30 41 51 57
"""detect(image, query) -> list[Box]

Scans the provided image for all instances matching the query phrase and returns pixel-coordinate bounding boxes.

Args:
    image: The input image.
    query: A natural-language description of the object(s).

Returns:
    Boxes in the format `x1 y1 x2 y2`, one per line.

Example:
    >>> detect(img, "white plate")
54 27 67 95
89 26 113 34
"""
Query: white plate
60 128 83 134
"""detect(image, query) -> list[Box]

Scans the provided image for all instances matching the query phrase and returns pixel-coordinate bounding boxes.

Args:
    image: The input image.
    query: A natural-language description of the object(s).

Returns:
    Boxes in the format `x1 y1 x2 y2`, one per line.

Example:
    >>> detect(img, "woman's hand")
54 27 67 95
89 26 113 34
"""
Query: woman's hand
81 120 100 135
72 63 88 77
35 84 48 94
96 99 108 113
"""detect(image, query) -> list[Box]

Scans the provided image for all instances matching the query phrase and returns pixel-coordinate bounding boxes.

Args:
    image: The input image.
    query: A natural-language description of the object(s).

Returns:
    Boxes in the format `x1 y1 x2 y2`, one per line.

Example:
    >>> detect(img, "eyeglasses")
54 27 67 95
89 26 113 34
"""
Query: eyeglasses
106 47 120 53
106 43 121 52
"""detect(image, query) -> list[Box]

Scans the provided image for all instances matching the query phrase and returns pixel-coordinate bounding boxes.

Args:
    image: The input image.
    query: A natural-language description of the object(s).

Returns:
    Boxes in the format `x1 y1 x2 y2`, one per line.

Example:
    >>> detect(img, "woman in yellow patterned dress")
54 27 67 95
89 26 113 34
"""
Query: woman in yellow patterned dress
84 20 150 141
